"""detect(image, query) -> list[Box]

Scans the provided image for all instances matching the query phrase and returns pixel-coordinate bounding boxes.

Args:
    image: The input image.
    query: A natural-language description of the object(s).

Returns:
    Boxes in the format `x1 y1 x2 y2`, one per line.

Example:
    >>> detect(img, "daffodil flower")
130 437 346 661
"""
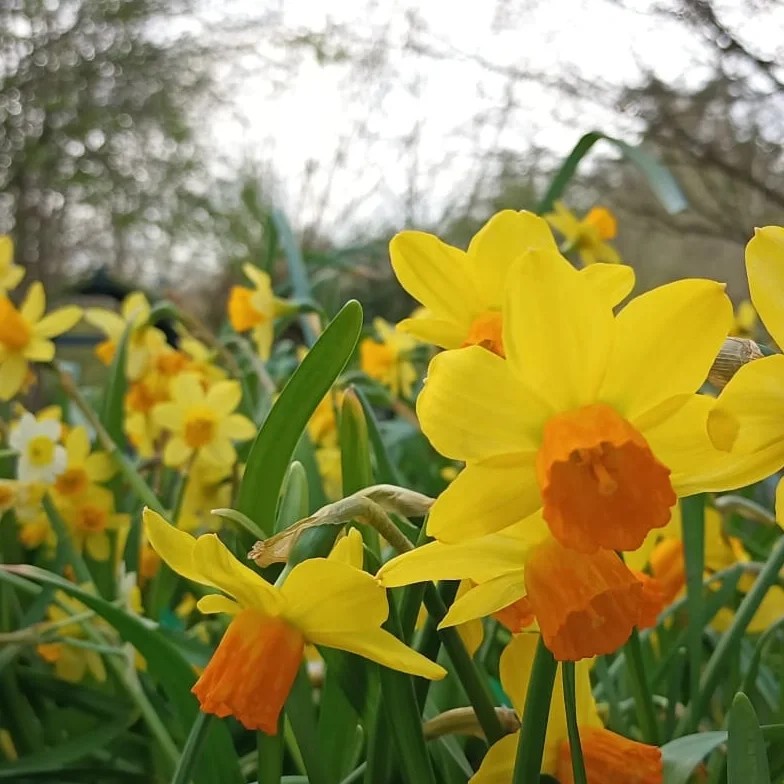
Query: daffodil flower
359 317 418 398
144 509 445 733
469 634 661 782
60 485 129 561
10 412 67 485
0 283 82 400
390 210 633 355
709 227 784 482
227 263 290 360
52 426 115 499
545 201 622 266
152 374 256 468
0 236 24 293
417 246 776 555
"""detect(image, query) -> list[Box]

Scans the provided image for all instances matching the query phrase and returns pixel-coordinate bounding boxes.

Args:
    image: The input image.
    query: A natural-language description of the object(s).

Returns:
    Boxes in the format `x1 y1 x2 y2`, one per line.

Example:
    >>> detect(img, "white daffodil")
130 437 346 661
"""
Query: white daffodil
10 413 67 485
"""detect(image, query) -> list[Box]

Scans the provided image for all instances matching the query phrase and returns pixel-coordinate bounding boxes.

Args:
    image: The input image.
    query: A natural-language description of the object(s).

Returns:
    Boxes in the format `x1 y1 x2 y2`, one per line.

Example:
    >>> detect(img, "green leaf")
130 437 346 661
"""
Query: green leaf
727 693 770 784
286 666 329 784
171 713 214 784
537 131 688 215
1 565 242 784
662 731 728 784
100 323 131 449
275 461 310 534
236 300 363 535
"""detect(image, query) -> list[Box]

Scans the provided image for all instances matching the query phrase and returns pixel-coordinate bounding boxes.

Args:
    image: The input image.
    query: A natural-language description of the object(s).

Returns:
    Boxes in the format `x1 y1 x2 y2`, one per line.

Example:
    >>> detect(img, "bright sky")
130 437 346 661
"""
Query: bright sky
202 0 781 238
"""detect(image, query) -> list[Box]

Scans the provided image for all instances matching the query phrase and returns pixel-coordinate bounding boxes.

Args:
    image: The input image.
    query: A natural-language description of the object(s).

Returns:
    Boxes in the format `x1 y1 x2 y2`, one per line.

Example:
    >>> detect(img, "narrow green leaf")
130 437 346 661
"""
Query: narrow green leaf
286 665 330 784
236 300 363 535
538 131 688 214
275 461 310 534
562 663 587 784
171 713 213 784
1 565 242 784
99 323 131 449
727 693 770 784
625 628 660 744
662 731 728 784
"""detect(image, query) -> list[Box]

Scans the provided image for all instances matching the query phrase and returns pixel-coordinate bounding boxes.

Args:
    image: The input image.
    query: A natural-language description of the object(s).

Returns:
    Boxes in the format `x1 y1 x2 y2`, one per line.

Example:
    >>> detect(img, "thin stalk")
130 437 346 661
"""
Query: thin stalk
257 716 285 784
512 639 557 783
625 628 660 744
171 712 213 784
562 662 588 784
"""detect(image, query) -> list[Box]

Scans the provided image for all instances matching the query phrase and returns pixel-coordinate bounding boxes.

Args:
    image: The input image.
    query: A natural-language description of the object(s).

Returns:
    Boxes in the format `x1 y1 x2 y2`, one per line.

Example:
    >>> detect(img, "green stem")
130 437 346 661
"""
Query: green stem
676 529 784 737
172 712 213 784
257 716 285 784
562 662 588 784
512 638 557 784
625 628 659 744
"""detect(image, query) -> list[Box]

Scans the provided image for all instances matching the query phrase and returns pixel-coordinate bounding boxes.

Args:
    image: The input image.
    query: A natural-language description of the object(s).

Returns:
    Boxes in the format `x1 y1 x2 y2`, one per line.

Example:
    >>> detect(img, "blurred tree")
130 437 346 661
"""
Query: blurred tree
0 0 215 288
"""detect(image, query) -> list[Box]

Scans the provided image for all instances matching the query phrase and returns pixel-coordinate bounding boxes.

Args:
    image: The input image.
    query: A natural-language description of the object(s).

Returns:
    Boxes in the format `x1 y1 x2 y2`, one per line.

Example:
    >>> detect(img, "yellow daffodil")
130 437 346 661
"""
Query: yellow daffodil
60 485 129 561
152 373 256 468
227 263 291 360
545 201 622 266
0 479 19 513
390 210 634 354
360 317 417 399
0 283 82 400
143 509 445 732
9 412 67 484
470 634 661 782
379 513 658 660
0 236 24 293
731 299 759 338
85 292 165 380
177 457 232 532
417 248 774 553
36 593 107 683
52 426 115 500
709 227 784 479
315 444 343 501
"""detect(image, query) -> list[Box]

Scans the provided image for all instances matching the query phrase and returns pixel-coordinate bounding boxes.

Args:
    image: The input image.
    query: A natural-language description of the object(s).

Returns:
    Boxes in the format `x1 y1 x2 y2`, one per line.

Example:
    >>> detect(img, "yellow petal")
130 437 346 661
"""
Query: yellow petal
143 508 205 585
579 262 635 307
329 527 364 568
85 452 116 482
426 458 541 543
601 279 732 421
34 306 82 338
252 322 274 360
396 316 466 350
708 355 784 453
171 373 205 406
220 413 256 441
455 581 484 657
85 532 110 561
746 226 784 347
308 627 446 680
439 571 526 628
503 250 613 411
163 436 192 468
417 346 549 461
192 533 283 614
23 337 54 362
152 402 184 431
84 308 125 337
66 427 91 463
466 210 558 306
0 354 27 401
202 437 235 466
776 477 784 526
20 282 45 323
389 231 478 323
281 558 387 634
470 732 519 783
206 380 241 416
624 504 682 571
121 291 150 323
196 594 241 615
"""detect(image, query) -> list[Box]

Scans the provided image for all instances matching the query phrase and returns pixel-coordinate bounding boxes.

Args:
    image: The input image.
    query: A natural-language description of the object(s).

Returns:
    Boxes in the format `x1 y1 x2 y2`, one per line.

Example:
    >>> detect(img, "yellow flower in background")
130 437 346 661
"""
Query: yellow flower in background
60 484 129 561
178 457 232 532
390 210 634 354
418 248 774 555
0 236 24 293
731 299 758 338
0 283 82 400
85 291 165 380
0 479 19 513
360 317 417 399
315 444 343 501
144 509 445 733
709 227 784 480
228 263 290 360
470 634 661 782
52 426 115 500
152 373 256 468
308 390 342 447
545 201 622 266
10 412 67 484
36 593 107 684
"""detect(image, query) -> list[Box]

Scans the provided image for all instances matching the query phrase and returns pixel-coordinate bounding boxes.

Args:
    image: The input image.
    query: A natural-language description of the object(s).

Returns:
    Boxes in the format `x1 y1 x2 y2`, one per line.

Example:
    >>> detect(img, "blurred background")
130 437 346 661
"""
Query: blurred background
2 0 783 325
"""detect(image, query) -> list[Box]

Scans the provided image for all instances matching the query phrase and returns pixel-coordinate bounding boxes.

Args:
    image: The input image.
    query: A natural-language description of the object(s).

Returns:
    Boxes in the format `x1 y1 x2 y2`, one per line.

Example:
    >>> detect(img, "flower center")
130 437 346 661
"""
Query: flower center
0 482 16 510
583 206 617 241
95 339 116 365
462 311 504 357
556 726 662 784
54 468 89 497
26 435 55 467
228 286 265 332
192 608 304 733
78 505 108 533
184 413 217 448
536 403 676 553
0 298 31 351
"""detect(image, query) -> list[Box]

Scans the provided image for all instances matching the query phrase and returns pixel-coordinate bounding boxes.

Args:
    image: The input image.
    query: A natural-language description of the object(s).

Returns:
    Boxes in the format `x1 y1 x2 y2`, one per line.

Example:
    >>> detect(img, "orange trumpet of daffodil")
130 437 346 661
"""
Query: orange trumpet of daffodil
417 245 779 555
144 510 445 733
390 210 634 356
470 634 661 783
